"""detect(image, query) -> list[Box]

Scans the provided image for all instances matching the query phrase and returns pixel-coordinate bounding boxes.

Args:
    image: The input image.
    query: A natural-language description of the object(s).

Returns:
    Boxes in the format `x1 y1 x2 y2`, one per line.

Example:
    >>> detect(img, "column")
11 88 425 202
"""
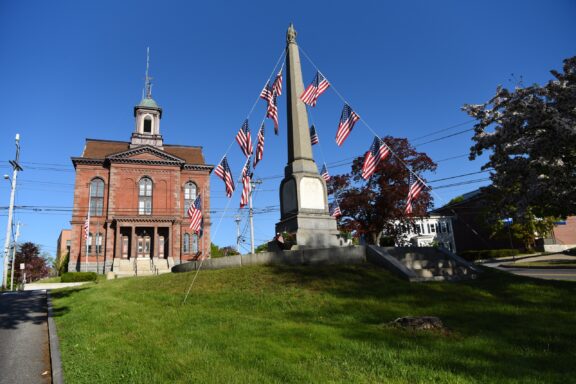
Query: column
131 226 137 259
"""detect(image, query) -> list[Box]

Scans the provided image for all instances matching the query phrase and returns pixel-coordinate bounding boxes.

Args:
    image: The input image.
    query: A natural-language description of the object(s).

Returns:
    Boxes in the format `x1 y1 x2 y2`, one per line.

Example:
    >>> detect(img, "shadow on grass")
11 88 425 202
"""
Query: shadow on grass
49 287 90 318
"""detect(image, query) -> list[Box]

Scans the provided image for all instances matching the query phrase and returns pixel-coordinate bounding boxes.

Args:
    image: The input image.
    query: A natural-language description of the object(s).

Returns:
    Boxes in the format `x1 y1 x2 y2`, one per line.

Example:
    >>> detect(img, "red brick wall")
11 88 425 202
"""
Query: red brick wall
69 158 211 270
552 216 576 245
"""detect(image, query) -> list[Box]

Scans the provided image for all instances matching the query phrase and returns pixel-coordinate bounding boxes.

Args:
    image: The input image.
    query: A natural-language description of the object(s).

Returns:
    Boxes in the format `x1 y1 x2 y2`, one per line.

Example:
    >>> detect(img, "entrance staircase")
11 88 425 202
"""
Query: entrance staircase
113 257 175 278
366 246 480 282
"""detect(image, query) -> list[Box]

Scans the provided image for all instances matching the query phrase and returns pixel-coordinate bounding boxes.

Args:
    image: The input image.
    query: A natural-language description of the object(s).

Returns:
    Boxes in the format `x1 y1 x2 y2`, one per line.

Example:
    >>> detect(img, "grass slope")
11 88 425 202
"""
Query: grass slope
51 264 576 383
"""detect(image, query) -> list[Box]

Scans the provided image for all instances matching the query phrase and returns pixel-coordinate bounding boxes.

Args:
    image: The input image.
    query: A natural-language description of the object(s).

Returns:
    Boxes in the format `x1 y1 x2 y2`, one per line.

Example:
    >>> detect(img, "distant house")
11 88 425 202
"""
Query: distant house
432 189 518 253
432 189 576 253
392 215 457 253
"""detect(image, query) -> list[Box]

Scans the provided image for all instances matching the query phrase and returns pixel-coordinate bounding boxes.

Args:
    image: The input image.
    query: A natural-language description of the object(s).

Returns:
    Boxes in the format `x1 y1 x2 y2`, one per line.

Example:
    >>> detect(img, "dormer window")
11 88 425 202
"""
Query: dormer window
143 116 152 133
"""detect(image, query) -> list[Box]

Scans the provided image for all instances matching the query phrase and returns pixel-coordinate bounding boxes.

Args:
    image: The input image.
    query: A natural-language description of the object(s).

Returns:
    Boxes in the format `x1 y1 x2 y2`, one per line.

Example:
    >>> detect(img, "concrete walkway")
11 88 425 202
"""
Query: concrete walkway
0 291 51 384
24 282 88 291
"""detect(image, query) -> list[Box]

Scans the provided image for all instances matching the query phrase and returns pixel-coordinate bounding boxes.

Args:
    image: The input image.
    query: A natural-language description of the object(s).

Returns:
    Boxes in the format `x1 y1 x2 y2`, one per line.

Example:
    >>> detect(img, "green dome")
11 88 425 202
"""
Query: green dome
138 97 159 108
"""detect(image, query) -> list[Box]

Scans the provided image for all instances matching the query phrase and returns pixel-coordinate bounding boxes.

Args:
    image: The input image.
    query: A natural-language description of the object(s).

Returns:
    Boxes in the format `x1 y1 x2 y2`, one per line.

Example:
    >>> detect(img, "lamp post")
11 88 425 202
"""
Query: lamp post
2 134 22 290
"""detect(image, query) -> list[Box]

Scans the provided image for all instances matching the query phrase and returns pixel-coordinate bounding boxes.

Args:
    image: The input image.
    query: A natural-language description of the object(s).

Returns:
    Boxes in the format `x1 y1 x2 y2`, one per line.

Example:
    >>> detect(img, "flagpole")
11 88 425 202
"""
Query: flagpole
85 184 92 272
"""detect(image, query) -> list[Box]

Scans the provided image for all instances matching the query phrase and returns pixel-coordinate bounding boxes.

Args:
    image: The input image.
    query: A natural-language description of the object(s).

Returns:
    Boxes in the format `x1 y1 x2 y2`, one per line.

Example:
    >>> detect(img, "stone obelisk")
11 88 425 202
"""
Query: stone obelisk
275 24 340 248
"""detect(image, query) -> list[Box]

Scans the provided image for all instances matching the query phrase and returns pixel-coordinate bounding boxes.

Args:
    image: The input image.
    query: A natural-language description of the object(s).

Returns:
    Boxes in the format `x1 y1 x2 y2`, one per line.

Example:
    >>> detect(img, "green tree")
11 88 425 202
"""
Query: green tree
463 56 576 220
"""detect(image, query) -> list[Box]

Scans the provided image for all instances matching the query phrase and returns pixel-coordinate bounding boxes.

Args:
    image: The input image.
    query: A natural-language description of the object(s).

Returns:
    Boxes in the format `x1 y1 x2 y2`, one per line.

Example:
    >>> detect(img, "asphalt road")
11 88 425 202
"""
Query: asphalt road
0 291 51 384
498 267 576 282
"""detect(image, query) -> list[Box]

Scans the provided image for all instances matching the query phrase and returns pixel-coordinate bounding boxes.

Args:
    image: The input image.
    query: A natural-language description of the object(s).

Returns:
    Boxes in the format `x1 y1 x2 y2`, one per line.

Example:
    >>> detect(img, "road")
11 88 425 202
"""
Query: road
0 291 51 384
482 254 576 282
497 267 576 281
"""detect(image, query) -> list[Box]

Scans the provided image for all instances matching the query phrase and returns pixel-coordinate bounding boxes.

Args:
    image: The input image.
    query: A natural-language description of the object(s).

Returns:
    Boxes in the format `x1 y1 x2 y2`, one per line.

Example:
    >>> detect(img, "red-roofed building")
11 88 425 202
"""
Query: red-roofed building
68 85 212 275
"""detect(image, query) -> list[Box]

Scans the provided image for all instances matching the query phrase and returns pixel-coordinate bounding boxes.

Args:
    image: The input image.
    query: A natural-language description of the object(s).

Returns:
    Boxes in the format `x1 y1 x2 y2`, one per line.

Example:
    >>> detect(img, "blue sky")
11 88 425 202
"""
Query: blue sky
0 0 574 273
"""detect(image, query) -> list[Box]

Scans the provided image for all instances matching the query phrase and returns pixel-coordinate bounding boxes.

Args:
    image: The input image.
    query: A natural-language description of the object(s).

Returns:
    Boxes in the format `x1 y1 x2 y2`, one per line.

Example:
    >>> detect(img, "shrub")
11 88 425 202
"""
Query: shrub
61 272 98 283
459 249 519 261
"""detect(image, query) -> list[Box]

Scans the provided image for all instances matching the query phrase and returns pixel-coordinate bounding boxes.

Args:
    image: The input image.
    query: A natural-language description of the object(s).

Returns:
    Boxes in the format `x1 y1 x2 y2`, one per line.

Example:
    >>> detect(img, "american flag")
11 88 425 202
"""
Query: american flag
320 164 330 181
187 194 203 234
329 202 342 218
260 82 273 103
240 158 252 208
361 136 391 180
83 216 89 240
310 124 319 145
300 71 330 107
266 95 279 135
254 123 265 168
335 104 360 147
214 156 235 198
236 119 253 157
272 69 283 96
404 173 426 215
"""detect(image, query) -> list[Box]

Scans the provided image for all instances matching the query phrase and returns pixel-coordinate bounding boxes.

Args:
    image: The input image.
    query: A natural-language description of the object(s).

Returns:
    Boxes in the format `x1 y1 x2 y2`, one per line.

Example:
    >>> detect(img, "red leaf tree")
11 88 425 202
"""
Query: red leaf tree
11 242 50 284
327 136 436 245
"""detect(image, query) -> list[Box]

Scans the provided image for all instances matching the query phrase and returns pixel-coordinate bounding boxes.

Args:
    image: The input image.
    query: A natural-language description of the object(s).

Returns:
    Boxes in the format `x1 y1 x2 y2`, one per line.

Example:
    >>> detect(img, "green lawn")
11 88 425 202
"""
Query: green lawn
51 264 576 383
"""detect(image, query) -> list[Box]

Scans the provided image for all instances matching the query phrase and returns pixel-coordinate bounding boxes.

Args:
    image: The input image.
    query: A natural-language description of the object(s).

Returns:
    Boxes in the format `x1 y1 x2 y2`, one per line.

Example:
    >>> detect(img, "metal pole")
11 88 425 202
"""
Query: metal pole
248 179 262 254
2 134 22 290
10 222 21 291
235 215 241 252
85 184 92 272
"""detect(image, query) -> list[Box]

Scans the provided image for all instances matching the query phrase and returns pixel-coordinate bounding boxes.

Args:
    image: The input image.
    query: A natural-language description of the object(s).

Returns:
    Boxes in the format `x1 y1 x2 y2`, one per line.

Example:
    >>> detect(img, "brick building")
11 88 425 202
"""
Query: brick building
68 85 212 274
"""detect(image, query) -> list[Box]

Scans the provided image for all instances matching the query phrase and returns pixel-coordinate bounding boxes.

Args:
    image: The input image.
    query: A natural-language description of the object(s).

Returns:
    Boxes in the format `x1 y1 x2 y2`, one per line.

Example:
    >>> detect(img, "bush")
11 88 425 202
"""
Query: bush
459 249 519 261
61 272 98 283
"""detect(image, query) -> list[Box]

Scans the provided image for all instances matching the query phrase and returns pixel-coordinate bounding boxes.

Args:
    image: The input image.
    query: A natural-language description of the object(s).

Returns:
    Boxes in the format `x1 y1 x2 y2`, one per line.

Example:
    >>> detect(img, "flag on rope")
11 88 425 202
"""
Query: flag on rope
404 173 426 215
188 194 203 234
361 136 391 180
260 82 273 103
329 202 342 218
335 104 360 146
240 157 252 208
272 69 283 96
320 163 330 181
214 156 235 198
266 94 279 134
254 123 265 168
236 119 253 157
83 216 89 240
310 124 319 145
300 71 330 107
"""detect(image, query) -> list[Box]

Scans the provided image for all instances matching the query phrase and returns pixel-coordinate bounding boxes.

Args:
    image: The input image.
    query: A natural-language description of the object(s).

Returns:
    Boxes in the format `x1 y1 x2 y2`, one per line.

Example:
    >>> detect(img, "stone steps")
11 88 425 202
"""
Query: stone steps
367 246 480 282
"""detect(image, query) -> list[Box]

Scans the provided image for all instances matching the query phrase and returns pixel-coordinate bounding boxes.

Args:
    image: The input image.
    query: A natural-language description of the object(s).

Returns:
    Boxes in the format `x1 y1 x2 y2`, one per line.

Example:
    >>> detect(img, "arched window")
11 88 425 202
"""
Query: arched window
90 178 104 216
183 233 190 253
183 182 197 215
143 116 152 133
139 177 153 215
191 234 199 253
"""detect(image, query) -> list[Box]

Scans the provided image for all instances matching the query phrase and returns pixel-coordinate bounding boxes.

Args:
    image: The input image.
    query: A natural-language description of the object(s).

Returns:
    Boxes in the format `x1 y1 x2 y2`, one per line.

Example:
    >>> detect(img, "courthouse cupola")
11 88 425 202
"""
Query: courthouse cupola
131 48 164 149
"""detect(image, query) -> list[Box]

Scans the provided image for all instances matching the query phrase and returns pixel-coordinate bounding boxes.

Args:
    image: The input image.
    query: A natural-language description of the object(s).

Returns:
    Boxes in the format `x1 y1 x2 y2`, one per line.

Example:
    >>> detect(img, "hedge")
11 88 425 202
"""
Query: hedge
61 272 98 283
459 249 519 261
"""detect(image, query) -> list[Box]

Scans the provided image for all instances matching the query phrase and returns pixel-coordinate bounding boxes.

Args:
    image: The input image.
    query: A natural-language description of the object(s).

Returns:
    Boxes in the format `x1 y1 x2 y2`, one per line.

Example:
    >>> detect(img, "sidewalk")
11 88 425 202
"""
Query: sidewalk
24 282 89 291
0 291 51 384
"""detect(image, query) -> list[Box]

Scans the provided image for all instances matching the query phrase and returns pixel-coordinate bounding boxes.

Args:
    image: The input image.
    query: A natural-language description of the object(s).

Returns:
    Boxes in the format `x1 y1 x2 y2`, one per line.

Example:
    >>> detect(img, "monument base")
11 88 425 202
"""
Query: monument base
275 212 341 249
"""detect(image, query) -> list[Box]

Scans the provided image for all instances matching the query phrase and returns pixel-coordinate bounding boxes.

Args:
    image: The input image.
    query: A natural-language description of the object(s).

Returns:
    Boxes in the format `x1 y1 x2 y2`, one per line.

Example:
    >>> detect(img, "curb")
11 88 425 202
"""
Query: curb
46 290 64 384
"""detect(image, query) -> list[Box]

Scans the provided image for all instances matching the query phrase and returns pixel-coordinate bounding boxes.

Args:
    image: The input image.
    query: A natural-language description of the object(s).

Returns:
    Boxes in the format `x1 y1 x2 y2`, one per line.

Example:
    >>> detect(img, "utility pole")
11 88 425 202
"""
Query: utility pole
2 134 22 290
234 215 241 252
249 179 262 254
10 222 21 291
